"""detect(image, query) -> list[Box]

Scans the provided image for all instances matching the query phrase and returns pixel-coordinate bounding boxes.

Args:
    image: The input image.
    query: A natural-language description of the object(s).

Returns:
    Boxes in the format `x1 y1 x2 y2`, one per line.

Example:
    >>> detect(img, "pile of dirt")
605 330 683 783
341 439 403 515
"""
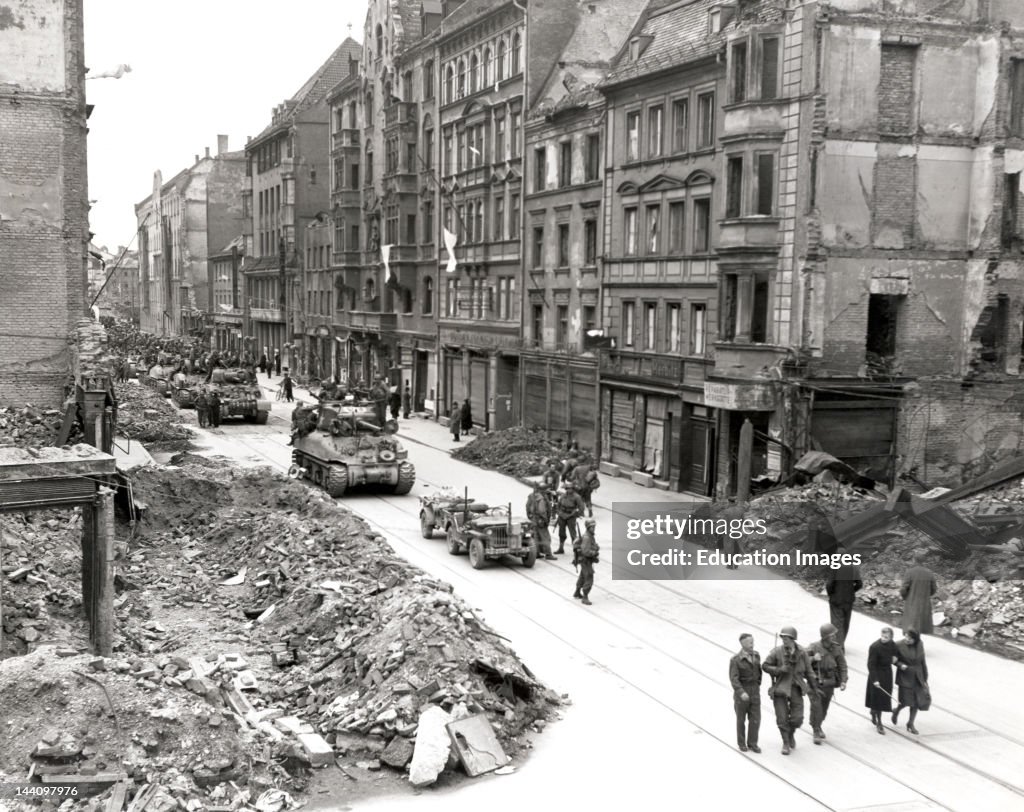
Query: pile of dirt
451 427 585 478
0 458 558 805
0 404 65 448
115 382 192 451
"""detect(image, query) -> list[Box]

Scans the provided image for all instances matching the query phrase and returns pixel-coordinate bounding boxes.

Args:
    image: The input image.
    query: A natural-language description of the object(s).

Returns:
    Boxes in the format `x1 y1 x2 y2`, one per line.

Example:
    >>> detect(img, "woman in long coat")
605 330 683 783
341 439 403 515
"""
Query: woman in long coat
460 398 473 435
865 626 898 734
893 629 929 734
900 553 937 634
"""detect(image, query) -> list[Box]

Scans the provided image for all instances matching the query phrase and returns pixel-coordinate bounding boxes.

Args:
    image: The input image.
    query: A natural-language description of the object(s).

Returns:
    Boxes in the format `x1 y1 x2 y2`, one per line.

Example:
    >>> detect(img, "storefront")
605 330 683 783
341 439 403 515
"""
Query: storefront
522 354 598 451
703 379 783 498
439 326 520 431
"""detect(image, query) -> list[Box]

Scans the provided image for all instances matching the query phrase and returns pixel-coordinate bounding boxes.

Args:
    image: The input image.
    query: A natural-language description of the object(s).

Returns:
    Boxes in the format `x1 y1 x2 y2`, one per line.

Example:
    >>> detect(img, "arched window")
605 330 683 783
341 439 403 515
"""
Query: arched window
512 33 521 74
423 276 433 315
376 24 383 58
470 54 479 93
424 60 435 99
483 47 491 88
496 40 506 81
422 114 434 169
445 65 454 103
383 80 392 103
457 59 466 98
364 277 377 301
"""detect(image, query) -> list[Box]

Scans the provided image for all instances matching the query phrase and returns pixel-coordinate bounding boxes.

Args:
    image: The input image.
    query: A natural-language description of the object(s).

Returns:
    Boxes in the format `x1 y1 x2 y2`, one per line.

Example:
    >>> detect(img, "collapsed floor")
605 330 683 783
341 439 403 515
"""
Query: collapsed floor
0 458 560 808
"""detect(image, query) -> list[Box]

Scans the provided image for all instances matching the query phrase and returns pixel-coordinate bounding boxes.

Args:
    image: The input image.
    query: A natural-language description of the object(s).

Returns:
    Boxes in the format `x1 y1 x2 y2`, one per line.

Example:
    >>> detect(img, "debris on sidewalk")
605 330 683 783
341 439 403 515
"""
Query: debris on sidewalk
451 426 588 477
115 383 193 451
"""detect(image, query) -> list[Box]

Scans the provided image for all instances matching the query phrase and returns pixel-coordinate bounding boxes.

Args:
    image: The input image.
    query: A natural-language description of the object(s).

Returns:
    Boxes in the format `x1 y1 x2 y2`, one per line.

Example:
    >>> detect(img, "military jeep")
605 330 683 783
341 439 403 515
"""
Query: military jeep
419 490 537 570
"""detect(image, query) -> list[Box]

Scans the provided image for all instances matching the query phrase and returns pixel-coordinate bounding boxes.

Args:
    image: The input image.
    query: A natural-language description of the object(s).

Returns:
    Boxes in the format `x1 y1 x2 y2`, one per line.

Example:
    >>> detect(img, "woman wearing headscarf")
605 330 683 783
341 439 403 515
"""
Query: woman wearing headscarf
892 628 929 734
865 626 898 734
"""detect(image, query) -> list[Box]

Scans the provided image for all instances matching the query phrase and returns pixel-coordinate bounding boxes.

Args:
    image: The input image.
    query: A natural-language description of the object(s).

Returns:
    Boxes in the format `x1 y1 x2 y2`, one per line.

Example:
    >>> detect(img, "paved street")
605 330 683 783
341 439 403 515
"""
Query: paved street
175 383 1024 812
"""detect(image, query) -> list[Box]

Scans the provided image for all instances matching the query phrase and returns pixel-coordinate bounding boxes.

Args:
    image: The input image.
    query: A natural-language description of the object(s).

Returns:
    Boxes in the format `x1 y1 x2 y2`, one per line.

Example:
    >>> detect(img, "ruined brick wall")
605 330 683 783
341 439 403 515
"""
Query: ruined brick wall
0 0 88 407
899 379 1024 486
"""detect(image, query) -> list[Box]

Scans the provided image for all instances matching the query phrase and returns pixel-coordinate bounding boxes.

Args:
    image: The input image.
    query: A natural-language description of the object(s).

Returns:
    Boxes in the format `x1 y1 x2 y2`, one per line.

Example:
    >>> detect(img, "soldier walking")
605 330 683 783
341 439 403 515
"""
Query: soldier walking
729 633 762 753
207 390 222 428
762 626 819 755
826 549 863 643
573 518 599 605
807 623 848 744
526 483 556 560
555 482 585 555
195 388 209 428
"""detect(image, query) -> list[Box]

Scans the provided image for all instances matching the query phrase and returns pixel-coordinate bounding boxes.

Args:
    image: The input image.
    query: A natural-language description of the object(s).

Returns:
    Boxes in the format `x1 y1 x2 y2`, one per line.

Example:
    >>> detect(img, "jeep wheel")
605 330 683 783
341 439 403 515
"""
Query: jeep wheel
421 513 435 539
522 542 538 569
469 538 486 570
446 525 461 555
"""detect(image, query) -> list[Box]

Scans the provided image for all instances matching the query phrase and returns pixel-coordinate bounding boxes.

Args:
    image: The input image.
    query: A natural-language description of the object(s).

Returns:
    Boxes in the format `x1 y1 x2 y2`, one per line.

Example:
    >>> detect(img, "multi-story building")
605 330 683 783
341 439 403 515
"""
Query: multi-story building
242 39 360 373
0 0 89 406
521 0 647 452
210 235 244 352
135 138 246 338
90 245 140 322
596 0 726 494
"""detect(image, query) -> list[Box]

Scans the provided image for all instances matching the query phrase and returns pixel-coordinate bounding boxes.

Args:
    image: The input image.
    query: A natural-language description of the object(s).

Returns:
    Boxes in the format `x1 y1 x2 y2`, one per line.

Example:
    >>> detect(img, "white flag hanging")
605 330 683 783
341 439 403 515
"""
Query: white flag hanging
443 228 458 273
381 244 394 283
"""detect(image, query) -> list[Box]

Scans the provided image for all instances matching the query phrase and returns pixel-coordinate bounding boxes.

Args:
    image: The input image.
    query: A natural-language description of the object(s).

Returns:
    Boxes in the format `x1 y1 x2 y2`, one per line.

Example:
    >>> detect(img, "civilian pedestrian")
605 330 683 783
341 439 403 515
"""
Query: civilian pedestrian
866 626 898 735
729 633 762 753
901 553 937 635
460 397 473 437
282 371 294 403
402 382 412 419
389 386 401 420
450 401 461 441
274 350 281 376
826 547 863 643
892 629 930 734
259 350 268 375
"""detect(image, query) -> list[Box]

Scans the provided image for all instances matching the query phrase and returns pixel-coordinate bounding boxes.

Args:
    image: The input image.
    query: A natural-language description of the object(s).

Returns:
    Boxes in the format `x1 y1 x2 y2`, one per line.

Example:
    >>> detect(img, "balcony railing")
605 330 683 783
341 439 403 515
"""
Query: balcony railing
344 310 398 332
332 129 360 148
384 102 418 128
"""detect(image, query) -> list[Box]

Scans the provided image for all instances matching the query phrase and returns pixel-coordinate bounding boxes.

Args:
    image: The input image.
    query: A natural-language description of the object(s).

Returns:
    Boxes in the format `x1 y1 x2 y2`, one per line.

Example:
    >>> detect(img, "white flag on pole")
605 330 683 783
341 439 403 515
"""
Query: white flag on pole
443 228 458 273
382 244 393 283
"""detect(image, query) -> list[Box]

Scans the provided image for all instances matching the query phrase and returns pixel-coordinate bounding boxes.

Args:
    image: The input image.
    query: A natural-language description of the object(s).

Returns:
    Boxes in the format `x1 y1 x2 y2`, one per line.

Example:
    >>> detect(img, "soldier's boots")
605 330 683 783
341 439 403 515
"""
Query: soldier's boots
813 727 824 745
781 736 791 756
581 597 593 606
788 732 797 749
572 590 582 600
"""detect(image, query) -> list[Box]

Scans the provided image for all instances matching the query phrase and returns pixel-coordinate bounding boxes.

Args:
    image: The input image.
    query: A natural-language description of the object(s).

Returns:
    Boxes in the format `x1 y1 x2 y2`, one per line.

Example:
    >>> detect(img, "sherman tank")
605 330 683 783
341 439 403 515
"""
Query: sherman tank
289 399 415 497
208 367 271 424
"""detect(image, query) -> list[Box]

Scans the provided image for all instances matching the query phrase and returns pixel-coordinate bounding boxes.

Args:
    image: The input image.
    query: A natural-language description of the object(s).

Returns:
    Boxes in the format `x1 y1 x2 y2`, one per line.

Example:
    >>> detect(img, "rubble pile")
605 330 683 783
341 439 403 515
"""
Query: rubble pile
115 381 193 450
0 404 64 448
452 427 586 478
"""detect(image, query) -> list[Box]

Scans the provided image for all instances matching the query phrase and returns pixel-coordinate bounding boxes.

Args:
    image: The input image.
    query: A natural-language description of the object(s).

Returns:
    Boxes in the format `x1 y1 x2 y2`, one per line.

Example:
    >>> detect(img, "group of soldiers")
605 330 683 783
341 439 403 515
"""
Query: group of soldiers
315 377 412 426
524 454 602 605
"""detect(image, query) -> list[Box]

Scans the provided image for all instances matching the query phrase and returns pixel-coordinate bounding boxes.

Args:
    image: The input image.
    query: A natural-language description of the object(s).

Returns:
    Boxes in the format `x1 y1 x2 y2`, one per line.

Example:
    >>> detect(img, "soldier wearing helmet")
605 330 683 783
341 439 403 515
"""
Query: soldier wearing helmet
573 518 600 605
555 481 585 555
806 622 848 744
762 626 819 755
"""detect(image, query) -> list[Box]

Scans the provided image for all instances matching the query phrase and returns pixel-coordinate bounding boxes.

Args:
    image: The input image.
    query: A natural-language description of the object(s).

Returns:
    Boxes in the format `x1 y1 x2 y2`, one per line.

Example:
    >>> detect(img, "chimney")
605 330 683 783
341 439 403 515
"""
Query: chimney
205 146 211 159
195 154 200 164
218 134 229 154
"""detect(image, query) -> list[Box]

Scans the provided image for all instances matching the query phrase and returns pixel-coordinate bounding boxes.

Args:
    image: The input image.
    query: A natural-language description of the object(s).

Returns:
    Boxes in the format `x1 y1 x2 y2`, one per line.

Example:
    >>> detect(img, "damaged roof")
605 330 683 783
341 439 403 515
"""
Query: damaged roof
602 0 723 89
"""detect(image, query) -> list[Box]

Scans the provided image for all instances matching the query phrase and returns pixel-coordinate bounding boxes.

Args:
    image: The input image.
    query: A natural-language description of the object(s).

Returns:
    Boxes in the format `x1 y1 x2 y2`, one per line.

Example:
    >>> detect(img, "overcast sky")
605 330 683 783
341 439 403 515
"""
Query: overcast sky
83 1 364 252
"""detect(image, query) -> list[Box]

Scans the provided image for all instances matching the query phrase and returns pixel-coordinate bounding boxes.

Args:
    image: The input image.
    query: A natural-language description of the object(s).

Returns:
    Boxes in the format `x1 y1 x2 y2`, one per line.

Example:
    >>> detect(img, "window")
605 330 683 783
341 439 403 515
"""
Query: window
697 92 715 147
456 130 466 172
732 41 748 102
723 274 769 342
365 142 374 183
474 200 484 244
350 224 360 252
879 44 917 134
532 303 543 344
385 137 398 174
457 59 466 98
1012 59 1024 136
510 193 520 237
483 48 491 87
756 153 775 215
645 204 660 254
622 301 636 347
752 276 768 342
423 201 434 243
690 303 706 354
497 277 515 320
584 219 597 265
445 66 454 103
556 305 569 346
511 111 521 156
424 60 435 99
443 132 453 174
402 288 414 314
494 196 505 241
626 111 640 161
376 24 383 58
349 101 357 129
559 141 572 187
624 207 638 255
558 223 570 267
668 201 685 253
760 37 780 100
585 133 600 181
644 302 657 350
583 304 596 332
726 156 743 218
647 105 663 157
668 304 681 352
512 33 521 74
458 204 466 240
470 54 478 93
496 40 506 81
672 98 689 152
423 127 434 169
1004 172 1021 248
446 278 459 317
350 160 360 189
534 146 546 191
532 226 544 268
385 205 398 244
693 198 710 252
405 213 417 244
495 116 506 160
423 276 433 314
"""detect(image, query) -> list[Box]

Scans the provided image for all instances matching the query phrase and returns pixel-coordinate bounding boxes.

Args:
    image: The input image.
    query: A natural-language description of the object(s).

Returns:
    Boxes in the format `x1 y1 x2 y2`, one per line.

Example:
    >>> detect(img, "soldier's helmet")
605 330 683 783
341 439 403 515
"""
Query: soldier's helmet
779 626 798 640
584 519 596 528
819 623 838 638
